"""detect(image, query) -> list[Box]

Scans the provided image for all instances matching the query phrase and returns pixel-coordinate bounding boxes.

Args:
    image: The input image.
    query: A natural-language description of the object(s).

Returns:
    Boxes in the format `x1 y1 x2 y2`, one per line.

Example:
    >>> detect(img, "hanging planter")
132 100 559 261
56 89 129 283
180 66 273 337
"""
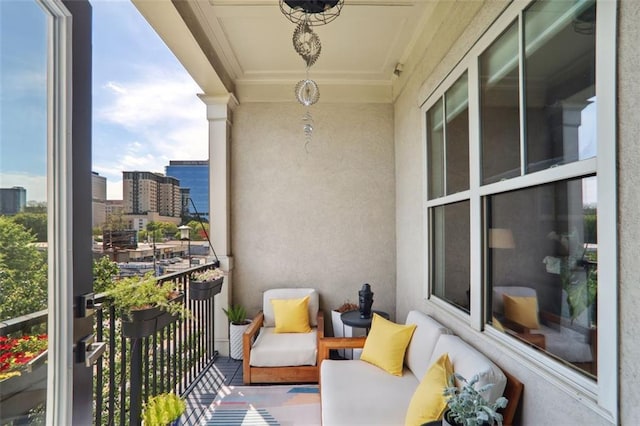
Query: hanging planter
122 294 185 339
189 268 225 301
107 273 190 339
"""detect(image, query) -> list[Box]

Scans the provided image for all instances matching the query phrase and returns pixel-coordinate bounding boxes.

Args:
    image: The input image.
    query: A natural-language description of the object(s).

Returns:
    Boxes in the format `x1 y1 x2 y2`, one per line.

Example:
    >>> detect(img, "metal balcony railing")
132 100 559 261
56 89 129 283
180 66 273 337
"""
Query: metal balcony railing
0 262 223 426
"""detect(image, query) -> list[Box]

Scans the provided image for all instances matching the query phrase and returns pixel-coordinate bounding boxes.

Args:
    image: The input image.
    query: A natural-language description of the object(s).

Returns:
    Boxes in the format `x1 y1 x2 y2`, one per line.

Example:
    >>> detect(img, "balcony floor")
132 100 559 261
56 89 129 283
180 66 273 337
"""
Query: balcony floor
182 356 244 425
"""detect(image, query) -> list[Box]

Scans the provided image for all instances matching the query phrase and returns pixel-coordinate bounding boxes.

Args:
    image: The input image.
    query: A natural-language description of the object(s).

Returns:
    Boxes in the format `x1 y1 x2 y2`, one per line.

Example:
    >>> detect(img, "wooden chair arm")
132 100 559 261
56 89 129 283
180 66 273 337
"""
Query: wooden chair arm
500 369 523 426
318 337 367 363
316 310 325 338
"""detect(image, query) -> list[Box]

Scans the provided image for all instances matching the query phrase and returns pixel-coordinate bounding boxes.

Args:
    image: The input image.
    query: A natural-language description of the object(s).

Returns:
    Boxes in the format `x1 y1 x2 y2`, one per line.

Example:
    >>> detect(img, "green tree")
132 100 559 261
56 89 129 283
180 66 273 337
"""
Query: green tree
93 256 119 294
24 201 47 213
105 211 129 231
186 220 209 241
11 212 48 242
0 217 48 321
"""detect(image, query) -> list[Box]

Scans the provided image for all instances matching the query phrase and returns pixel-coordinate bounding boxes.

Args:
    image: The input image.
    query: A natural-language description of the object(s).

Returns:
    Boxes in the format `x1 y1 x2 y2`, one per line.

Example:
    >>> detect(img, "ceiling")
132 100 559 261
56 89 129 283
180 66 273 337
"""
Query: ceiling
133 0 449 103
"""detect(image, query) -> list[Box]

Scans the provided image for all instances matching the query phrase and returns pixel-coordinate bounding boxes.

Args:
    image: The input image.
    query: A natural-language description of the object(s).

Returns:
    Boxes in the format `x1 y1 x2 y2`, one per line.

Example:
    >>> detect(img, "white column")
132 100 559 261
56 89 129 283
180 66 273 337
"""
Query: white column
200 94 238 356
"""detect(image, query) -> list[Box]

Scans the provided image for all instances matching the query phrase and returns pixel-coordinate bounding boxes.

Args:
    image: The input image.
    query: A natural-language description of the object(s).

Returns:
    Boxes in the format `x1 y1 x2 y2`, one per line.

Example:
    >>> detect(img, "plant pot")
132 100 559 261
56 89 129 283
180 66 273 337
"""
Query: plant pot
0 353 47 419
442 410 491 426
331 310 365 359
189 277 224 300
229 320 251 360
123 294 184 339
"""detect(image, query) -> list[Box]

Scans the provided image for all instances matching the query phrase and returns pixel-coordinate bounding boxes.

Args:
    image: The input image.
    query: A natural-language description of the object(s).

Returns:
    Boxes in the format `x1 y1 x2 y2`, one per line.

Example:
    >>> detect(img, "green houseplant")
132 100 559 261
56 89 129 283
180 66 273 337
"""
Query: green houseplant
442 373 508 426
141 392 185 426
223 304 250 360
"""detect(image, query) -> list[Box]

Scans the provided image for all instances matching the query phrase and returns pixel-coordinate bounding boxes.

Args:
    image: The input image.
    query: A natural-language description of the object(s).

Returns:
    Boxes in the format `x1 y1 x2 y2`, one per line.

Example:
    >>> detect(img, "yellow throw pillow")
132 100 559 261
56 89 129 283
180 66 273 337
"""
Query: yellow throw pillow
502 294 540 329
360 314 417 376
404 353 453 426
271 296 311 333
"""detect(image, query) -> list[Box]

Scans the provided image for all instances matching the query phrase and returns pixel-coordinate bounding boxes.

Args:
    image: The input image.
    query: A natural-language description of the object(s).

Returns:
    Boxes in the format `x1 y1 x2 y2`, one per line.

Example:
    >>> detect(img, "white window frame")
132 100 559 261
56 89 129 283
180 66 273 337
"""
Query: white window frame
421 0 617 422
37 0 74 425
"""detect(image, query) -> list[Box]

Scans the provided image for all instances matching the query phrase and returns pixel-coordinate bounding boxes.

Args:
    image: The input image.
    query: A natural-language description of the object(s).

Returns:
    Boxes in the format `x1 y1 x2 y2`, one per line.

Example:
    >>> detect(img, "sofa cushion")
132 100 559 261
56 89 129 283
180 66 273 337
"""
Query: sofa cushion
271 295 311 333
428 335 507 404
262 288 319 327
404 353 453 426
249 327 317 366
404 311 451 379
360 314 417 376
503 294 540 329
321 359 419 426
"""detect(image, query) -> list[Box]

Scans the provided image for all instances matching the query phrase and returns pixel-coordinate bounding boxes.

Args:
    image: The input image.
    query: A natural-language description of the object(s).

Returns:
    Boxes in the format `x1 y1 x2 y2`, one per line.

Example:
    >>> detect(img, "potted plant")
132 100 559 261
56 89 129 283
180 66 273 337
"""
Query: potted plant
223 304 251 360
107 273 189 339
142 392 185 426
331 301 363 359
442 373 508 426
189 268 225 300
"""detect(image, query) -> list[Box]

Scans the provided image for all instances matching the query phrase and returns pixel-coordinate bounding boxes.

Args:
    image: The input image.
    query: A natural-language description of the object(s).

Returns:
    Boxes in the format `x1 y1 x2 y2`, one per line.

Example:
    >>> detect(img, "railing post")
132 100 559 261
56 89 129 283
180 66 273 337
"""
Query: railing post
129 337 143 426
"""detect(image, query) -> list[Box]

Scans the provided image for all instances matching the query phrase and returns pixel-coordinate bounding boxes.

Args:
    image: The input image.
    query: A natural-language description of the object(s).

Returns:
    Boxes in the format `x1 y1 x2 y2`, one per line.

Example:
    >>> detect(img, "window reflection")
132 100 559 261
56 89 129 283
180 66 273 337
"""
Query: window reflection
480 21 520 184
432 201 470 313
486 177 597 378
524 0 597 172
0 1 49 422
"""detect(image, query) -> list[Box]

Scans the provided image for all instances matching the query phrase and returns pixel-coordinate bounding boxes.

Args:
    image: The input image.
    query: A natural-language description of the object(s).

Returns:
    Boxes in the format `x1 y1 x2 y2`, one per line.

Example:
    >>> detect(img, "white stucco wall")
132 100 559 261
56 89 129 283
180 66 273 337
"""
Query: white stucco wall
231 102 396 327
617 0 640 422
394 1 625 424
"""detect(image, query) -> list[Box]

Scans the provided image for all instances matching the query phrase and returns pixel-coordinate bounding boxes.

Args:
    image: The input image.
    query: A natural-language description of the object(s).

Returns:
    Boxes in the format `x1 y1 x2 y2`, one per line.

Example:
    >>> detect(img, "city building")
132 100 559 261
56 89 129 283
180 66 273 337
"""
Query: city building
91 172 106 228
0 186 26 215
122 171 182 229
165 160 209 220
105 199 124 217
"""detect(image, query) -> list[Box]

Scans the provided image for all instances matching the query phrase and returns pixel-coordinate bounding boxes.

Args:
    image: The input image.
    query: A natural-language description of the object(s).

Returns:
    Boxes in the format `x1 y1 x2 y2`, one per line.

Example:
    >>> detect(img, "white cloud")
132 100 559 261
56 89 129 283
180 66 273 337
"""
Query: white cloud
93 68 209 197
0 172 47 202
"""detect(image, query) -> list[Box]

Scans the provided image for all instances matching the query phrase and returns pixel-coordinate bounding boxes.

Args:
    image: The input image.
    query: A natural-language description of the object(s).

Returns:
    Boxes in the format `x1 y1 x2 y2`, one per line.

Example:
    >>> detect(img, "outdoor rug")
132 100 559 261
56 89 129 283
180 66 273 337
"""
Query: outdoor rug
201 384 321 426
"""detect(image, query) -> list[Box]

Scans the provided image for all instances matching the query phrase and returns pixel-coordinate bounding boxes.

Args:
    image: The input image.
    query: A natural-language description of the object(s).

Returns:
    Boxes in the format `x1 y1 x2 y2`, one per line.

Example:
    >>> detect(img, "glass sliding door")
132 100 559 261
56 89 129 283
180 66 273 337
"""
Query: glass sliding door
0 2 50 423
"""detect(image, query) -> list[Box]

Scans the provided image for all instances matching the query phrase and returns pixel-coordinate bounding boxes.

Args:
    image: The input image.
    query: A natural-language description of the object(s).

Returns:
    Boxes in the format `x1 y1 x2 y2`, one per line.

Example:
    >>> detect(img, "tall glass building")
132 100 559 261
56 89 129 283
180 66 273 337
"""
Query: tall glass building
165 160 209 220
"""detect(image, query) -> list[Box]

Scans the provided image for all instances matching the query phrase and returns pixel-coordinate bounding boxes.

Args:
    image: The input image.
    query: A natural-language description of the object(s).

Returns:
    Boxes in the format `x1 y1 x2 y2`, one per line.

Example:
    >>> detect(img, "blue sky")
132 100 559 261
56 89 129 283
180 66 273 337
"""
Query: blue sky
0 0 207 202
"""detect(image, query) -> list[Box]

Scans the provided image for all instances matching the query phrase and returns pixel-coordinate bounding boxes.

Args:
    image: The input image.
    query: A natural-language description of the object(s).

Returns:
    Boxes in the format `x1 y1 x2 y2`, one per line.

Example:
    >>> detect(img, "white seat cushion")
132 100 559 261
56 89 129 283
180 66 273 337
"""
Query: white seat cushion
249 327 318 367
321 359 419 426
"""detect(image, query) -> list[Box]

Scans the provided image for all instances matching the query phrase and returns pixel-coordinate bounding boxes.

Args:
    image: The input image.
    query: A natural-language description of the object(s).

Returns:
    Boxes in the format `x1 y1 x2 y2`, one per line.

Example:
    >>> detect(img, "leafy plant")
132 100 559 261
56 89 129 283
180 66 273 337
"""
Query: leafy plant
443 373 508 426
141 392 185 426
106 272 188 321
191 268 224 282
93 256 119 294
223 304 248 325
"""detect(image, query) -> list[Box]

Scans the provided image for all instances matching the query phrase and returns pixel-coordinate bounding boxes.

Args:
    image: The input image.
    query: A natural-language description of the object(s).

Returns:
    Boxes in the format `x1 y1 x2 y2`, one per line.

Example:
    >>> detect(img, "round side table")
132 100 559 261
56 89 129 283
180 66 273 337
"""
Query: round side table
340 309 389 334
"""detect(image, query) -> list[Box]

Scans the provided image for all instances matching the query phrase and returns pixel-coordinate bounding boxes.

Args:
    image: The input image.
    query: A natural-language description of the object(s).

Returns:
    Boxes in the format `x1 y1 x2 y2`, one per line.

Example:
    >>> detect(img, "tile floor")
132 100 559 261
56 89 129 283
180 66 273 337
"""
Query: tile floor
181 356 243 425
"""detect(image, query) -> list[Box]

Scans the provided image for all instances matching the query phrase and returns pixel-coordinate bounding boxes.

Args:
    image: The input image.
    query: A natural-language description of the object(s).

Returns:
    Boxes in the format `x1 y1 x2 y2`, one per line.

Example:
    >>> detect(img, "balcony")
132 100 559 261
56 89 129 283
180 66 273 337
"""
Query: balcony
0 263 242 425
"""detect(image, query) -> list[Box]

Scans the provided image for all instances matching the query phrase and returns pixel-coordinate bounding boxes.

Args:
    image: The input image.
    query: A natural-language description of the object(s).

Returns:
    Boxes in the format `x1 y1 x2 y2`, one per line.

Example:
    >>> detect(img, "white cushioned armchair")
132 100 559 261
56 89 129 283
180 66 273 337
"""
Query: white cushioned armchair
242 288 324 384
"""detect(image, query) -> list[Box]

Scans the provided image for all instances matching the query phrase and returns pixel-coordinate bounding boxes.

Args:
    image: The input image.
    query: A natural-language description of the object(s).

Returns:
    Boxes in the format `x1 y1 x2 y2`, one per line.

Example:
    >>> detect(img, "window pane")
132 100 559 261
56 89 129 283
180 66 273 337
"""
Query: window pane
480 21 520 184
427 100 444 199
431 201 470 313
524 0 596 173
0 1 49 422
445 73 469 194
486 177 597 379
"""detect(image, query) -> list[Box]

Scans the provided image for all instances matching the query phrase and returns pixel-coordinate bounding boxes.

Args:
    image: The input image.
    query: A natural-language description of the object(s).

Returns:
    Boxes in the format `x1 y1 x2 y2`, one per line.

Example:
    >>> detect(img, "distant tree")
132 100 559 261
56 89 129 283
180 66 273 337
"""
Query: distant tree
11 212 48 242
24 201 47 213
0 217 47 321
186 220 209 241
105 211 129 231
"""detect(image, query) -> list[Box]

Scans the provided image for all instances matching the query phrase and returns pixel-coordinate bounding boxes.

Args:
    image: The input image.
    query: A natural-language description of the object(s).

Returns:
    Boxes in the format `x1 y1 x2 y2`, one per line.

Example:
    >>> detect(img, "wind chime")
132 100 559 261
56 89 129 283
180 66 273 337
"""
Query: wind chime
279 0 344 146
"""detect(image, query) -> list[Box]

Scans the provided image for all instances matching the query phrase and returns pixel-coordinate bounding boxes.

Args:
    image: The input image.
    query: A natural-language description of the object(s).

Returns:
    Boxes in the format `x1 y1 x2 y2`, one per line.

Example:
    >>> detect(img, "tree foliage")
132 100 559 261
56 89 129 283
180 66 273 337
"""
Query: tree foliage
11 212 48 242
0 217 48 321
93 256 119 294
